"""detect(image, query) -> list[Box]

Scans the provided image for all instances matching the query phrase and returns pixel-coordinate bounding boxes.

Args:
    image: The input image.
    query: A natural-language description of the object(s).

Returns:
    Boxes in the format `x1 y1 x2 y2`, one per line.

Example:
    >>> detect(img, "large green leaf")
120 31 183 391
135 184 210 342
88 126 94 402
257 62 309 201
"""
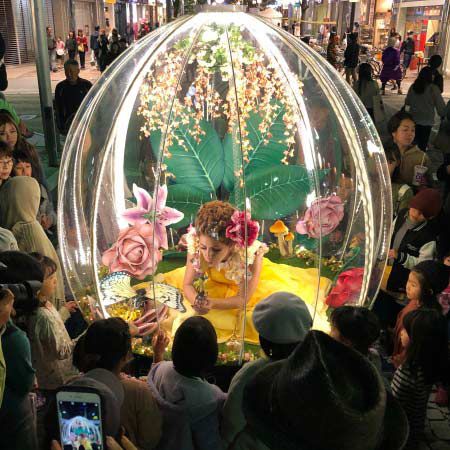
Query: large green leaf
150 118 224 194
166 184 212 228
223 132 238 193
230 165 316 220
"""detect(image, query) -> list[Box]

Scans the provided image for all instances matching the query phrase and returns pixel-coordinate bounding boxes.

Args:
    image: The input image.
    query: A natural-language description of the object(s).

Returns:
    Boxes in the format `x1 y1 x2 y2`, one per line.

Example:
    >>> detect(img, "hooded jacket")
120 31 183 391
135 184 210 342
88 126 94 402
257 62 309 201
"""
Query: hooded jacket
147 361 226 450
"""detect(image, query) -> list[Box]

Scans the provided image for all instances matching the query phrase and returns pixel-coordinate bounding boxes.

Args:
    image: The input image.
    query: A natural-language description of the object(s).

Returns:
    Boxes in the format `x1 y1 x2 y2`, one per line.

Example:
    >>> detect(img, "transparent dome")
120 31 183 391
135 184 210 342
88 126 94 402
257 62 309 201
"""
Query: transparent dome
59 10 392 358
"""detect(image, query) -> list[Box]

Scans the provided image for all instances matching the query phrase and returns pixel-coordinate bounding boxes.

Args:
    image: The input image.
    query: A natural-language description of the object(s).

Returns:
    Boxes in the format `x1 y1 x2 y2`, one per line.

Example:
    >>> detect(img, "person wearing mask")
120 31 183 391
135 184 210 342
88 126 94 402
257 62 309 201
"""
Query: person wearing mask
54 59 92 134
344 32 359 85
76 29 88 69
46 26 57 72
326 34 339 69
380 37 403 95
428 54 444 93
65 31 77 61
400 31 415 72
405 66 446 151
353 62 381 121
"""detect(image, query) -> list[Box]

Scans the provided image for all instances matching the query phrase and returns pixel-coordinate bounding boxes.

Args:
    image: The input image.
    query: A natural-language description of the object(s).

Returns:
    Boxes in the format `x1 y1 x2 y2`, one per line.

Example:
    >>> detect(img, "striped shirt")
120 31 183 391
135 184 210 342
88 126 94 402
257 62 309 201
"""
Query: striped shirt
391 364 431 449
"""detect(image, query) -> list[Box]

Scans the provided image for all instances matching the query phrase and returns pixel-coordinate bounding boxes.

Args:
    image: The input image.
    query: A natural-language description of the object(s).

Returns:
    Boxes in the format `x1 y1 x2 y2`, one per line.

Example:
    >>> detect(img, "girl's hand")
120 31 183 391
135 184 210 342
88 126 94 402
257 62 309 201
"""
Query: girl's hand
152 330 169 362
193 296 211 315
132 305 168 336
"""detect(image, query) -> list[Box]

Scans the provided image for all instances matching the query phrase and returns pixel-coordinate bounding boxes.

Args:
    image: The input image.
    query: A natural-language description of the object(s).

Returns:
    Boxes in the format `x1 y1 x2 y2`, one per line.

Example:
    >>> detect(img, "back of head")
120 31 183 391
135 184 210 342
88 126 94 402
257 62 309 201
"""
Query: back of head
429 54 443 70
387 36 397 48
330 306 380 355
84 317 131 372
358 62 373 82
172 316 218 377
412 66 433 94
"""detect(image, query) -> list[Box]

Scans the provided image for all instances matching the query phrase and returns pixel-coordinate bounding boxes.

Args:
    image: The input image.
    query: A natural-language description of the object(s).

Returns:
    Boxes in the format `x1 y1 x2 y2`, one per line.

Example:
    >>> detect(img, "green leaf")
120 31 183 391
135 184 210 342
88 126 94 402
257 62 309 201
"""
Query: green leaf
150 117 224 194
166 184 212 228
230 165 317 220
223 132 238 193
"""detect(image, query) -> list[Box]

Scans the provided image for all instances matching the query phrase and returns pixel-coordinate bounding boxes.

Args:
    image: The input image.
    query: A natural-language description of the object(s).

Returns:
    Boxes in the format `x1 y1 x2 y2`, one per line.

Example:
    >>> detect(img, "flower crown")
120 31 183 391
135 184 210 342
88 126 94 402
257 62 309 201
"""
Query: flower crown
225 210 260 248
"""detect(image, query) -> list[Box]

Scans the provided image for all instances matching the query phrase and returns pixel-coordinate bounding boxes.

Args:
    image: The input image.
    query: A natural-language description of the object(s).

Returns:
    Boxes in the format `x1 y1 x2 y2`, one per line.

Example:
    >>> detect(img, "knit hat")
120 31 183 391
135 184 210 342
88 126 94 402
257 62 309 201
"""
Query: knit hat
252 292 312 344
0 227 18 252
413 260 450 295
409 188 442 219
244 331 409 450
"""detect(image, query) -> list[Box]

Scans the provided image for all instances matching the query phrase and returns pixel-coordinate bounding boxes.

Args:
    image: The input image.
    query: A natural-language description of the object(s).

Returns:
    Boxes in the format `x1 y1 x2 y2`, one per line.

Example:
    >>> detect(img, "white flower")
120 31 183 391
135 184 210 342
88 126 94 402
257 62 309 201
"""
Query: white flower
201 29 219 43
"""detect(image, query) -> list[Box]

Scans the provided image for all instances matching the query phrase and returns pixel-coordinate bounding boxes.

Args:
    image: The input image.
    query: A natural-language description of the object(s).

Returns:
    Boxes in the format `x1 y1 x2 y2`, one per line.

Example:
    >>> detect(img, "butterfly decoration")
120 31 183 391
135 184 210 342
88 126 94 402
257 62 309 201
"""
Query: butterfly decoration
100 271 186 313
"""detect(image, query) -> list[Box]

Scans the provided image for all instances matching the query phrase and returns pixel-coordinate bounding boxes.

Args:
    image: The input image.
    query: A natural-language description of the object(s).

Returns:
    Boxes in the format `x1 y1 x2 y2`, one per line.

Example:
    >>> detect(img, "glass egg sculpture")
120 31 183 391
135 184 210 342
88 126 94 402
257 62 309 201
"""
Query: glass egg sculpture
59 9 392 359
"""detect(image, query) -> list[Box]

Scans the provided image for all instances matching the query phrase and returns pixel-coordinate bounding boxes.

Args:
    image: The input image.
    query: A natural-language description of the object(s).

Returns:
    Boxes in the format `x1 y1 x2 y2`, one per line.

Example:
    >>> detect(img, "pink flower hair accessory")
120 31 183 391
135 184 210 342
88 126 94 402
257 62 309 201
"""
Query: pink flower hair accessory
225 210 260 248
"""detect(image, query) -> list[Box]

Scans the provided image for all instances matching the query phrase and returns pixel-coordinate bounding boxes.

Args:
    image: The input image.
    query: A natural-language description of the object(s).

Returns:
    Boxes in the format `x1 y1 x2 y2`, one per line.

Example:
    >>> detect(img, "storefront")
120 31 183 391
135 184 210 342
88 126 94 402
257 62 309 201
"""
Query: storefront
104 0 117 30
373 0 392 48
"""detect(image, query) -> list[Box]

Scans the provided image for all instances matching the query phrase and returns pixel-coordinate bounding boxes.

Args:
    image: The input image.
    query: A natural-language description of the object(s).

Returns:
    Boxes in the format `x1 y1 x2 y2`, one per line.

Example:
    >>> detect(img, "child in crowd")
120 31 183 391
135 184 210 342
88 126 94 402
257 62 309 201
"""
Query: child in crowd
13 150 57 233
392 309 448 450
0 140 13 187
385 142 413 218
392 260 448 368
149 317 226 450
55 37 65 70
222 292 312 450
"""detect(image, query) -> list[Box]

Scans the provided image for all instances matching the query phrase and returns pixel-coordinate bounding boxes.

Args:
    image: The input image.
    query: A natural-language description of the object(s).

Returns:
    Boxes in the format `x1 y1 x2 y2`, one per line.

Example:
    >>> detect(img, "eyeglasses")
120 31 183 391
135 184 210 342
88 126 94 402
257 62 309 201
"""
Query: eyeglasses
0 158 13 167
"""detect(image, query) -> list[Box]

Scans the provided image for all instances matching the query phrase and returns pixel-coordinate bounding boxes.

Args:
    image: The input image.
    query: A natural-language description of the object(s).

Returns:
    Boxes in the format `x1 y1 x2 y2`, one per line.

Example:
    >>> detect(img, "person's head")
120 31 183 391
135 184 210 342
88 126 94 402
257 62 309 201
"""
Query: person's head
83 318 131 373
95 25 100 32
172 316 218 377
358 62 373 82
13 150 33 177
442 251 450 267
0 113 19 149
384 142 401 178
69 31 74 38
0 288 14 327
253 292 313 360
428 54 442 70
412 66 433 94
112 28 118 36
309 97 330 130
388 111 415 149
195 201 236 267
330 306 380 356
0 141 13 183
402 308 448 384
348 32 357 43
407 30 414 38
407 260 449 306
29 252 58 301
100 28 106 36
46 26 52 36
408 188 442 223
78 29 83 36
387 36 397 48
64 59 80 84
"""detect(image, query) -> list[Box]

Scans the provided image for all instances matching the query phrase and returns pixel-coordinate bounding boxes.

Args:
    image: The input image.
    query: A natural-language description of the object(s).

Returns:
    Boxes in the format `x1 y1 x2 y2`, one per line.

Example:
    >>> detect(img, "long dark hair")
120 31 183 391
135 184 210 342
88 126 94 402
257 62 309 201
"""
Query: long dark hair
412 66 433 94
411 268 443 310
356 63 373 95
403 308 448 383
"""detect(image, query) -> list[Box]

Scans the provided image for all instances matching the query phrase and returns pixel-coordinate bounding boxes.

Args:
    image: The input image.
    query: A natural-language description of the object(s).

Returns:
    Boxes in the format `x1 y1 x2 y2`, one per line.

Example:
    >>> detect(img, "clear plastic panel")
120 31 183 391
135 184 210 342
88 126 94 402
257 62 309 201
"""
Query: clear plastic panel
59 12 392 359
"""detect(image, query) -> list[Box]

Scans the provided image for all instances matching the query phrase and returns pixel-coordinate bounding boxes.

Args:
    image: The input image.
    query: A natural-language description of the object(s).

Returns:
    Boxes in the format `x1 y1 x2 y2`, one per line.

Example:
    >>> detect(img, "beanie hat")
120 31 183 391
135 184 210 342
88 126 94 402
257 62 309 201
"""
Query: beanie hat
409 188 442 219
252 292 312 344
413 260 450 295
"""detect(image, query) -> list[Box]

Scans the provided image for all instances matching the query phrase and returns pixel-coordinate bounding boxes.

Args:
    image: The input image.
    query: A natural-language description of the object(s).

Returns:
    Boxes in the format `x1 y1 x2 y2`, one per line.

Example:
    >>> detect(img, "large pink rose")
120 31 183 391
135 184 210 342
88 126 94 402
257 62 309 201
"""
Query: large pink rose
296 195 344 239
102 223 162 279
325 267 364 308
225 211 260 248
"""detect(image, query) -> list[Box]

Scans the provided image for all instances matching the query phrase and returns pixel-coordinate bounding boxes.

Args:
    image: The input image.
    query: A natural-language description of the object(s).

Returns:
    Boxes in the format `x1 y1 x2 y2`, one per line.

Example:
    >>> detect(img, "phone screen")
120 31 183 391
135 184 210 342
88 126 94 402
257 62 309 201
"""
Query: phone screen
57 392 103 450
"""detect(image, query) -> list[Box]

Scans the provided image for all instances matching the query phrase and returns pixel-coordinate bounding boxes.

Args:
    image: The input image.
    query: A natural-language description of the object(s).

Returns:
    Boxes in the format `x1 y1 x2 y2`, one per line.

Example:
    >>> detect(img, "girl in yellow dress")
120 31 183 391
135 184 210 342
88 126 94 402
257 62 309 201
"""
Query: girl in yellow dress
162 201 331 343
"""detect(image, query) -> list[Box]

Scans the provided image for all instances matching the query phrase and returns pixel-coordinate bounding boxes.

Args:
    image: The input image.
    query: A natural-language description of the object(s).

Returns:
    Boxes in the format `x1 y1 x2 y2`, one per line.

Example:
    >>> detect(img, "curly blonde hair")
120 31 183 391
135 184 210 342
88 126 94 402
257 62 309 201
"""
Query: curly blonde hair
195 201 236 244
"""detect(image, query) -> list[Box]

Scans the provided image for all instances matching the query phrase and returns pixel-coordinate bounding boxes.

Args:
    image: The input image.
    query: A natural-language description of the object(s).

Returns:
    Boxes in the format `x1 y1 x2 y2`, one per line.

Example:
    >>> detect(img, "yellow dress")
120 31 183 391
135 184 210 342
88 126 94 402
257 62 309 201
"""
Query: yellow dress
162 256 332 344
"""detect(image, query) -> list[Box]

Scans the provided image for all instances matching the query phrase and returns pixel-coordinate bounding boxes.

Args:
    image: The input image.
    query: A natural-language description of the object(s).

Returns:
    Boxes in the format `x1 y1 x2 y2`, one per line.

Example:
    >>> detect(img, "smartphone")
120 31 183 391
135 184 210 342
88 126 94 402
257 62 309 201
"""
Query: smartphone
56 388 104 450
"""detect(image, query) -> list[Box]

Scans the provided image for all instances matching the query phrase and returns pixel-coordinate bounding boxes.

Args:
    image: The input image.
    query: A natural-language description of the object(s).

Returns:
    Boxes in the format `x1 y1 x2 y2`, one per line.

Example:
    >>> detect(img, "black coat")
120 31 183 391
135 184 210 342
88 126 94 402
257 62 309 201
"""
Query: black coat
0 32 7 91
344 42 359 68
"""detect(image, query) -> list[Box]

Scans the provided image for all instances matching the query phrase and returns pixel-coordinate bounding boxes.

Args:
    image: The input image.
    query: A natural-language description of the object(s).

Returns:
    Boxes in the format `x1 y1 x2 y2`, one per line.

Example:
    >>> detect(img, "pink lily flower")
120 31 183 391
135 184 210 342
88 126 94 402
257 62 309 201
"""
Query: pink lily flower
121 184 184 249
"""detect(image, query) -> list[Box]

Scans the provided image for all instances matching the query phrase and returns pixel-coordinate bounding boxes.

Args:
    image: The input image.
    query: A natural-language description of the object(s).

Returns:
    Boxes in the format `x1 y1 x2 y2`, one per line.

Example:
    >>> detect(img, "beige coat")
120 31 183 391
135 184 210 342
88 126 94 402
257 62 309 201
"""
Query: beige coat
0 177 65 308
397 145 430 187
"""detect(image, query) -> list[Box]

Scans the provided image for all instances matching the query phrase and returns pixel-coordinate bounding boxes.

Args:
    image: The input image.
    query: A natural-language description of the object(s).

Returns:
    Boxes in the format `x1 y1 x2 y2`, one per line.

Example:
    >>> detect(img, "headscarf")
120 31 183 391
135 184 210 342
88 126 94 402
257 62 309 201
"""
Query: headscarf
0 177 65 308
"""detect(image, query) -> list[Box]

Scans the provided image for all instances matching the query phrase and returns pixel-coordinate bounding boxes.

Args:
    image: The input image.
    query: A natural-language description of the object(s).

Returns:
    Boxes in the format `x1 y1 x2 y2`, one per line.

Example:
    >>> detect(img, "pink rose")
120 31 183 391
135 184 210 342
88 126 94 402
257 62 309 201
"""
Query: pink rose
102 223 162 279
296 195 344 239
225 211 260 248
325 267 364 308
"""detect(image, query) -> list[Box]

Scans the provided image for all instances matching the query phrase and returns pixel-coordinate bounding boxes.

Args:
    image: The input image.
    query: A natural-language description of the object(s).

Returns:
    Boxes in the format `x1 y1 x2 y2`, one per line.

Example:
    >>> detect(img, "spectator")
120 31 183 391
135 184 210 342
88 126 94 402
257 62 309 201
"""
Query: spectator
391 260 448 368
148 317 226 450
108 29 121 66
0 31 7 92
400 31 415 72
0 287 38 450
326 34 339 69
0 141 13 187
244 330 409 450
353 62 381 121
405 66 446 151
0 177 65 307
433 99 450 154
380 37 403 95
0 289 14 407
222 292 313 450
55 37 65 70
0 227 18 251
90 25 100 69
76 29 88 69
119 37 128 53
65 31 77 60
0 113 45 186
74 318 163 450
436 150 450 213
387 110 430 187
392 309 448 449
46 26 57 72
54 59 92 135
344 32 359 85
428 54 444 93
98 29 109 73
13 150 57 232
0 98 34 139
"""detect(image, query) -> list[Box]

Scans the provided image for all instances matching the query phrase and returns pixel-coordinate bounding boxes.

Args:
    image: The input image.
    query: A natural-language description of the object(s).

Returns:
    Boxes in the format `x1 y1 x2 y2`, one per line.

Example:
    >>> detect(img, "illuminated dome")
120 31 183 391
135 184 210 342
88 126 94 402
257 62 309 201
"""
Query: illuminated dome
59 10 392 354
